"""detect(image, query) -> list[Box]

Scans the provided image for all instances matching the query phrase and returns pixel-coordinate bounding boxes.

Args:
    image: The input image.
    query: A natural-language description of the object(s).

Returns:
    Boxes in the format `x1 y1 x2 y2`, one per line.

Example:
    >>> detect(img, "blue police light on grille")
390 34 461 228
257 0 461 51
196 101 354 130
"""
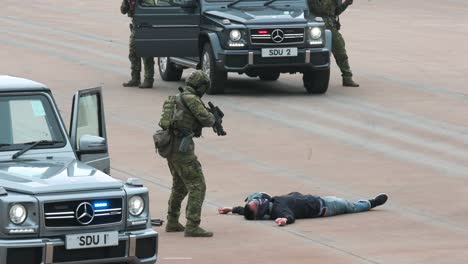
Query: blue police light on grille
93 202 109 209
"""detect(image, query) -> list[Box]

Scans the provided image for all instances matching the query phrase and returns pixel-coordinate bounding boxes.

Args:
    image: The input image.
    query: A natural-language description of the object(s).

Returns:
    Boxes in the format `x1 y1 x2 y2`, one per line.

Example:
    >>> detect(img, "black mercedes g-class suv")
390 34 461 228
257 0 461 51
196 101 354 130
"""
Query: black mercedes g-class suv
134 0 332 94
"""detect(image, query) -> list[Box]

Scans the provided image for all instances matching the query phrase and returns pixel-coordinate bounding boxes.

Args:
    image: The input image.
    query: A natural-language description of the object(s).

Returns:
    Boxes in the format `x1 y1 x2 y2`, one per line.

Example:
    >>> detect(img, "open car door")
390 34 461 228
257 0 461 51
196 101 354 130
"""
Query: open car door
134 0 200 57
70 87 110 174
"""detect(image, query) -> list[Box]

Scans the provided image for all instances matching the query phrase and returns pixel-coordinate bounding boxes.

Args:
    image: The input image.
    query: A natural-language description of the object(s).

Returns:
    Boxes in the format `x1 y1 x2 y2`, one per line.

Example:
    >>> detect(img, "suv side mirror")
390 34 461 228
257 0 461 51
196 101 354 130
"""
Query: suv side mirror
180 0 197 8
78 135 107 155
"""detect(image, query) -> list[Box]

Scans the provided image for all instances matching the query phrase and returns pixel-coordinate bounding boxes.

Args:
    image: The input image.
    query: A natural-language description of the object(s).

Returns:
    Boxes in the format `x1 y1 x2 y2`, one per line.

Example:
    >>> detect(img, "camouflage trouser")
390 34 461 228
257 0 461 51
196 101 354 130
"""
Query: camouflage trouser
129 24 155 81
167 158 206 228
330 27 353 78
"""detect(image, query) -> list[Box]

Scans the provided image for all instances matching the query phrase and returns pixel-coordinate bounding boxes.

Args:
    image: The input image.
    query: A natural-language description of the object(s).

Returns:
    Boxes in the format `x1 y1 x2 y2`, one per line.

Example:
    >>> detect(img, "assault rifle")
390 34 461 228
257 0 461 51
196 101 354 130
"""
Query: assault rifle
208 102 227 136
177 102 226 152
177 87 227 136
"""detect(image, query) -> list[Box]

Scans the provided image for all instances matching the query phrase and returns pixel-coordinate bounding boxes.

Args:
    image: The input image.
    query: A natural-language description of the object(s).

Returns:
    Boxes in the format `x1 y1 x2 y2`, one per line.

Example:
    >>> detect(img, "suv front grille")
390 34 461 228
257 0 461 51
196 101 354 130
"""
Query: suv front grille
250 28 305 45
44 198 123 227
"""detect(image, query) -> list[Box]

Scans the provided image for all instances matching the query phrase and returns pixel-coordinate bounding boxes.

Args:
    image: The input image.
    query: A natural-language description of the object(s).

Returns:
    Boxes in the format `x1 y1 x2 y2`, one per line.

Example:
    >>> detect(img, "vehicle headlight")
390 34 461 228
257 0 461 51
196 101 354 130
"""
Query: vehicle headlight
10 204 27 225
128 196 144 216
229 29 242 42
309 27 322 40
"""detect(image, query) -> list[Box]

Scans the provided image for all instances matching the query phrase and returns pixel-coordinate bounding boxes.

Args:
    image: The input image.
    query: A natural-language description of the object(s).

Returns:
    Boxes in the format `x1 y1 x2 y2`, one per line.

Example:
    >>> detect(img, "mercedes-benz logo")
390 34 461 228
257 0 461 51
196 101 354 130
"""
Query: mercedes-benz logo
76 202 95 225
271 29 285 43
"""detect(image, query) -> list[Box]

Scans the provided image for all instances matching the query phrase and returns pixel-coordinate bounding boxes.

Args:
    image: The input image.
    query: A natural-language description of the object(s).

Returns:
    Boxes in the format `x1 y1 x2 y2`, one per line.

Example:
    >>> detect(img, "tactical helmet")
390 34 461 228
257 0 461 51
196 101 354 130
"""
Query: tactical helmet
186 70 210 97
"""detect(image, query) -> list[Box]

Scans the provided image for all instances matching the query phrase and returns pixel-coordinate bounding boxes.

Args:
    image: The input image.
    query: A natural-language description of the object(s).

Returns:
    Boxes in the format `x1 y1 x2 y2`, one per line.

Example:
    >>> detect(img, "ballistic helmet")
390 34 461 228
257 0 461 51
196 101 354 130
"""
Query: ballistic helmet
186 70 210 97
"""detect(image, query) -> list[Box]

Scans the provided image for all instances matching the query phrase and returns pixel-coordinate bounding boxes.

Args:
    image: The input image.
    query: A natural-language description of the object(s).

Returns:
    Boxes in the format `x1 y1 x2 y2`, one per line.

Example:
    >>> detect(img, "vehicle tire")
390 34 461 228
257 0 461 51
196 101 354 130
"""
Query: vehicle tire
158 57 183 81
303 69 330 94
259 72 280 81
201 43 227 94
245 72 258 78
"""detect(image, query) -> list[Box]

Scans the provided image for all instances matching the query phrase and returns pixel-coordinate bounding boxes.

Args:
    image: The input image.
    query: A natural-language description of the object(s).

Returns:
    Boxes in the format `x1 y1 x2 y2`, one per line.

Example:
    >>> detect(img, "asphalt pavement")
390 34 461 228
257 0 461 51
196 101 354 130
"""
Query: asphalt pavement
1 0 468 263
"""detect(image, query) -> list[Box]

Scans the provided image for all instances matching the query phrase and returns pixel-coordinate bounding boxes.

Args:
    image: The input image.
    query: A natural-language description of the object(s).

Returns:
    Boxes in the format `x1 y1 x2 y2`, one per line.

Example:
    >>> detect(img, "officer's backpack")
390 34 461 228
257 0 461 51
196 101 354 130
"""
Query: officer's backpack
153 95 177 158
159 95 177 130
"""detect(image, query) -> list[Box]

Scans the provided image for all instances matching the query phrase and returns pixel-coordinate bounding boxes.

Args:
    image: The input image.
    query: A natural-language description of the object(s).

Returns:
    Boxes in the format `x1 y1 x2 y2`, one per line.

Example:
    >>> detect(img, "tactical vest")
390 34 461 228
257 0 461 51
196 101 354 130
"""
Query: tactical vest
171 92 203 136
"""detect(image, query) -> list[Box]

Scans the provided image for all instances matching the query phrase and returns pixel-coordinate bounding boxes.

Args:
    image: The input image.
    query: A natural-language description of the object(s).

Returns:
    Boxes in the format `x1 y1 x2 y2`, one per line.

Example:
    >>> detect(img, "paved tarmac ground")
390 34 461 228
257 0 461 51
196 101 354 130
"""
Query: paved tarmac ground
2 0 468 263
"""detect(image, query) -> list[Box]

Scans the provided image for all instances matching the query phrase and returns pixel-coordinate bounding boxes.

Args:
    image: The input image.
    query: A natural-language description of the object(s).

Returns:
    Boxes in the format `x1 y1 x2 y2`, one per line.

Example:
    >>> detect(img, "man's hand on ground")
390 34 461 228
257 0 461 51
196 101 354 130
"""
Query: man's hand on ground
218 207 233 214
275 218 288 226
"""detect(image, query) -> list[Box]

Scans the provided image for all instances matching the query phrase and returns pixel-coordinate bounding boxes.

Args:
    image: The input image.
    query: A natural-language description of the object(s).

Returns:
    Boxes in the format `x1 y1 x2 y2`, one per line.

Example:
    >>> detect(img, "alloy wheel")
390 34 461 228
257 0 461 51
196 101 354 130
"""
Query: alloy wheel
202 52 211 77
159 57 168 73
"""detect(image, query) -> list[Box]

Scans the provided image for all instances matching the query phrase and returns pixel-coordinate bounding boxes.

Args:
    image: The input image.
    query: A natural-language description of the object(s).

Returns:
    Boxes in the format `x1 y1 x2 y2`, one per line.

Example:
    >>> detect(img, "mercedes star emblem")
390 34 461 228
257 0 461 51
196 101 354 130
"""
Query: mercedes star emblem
271 29 285 43
76 202 95 225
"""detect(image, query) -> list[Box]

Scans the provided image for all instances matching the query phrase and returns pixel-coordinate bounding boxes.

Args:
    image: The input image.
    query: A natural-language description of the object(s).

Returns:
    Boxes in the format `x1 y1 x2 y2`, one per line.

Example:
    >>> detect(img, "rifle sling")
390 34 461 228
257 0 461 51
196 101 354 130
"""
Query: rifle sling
178 92 195 118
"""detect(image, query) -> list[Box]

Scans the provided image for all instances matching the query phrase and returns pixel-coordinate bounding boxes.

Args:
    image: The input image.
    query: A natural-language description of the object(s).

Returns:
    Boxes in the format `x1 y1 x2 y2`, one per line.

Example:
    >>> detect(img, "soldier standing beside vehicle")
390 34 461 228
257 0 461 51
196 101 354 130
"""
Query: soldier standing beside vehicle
120 0 156 88
308 0 359 87
157 71 220 237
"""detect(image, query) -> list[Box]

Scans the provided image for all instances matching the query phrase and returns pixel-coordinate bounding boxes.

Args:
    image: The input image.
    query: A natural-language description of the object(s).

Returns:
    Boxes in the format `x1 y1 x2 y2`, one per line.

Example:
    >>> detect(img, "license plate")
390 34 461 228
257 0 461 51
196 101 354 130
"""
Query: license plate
66 231 118 250
261 48 298 58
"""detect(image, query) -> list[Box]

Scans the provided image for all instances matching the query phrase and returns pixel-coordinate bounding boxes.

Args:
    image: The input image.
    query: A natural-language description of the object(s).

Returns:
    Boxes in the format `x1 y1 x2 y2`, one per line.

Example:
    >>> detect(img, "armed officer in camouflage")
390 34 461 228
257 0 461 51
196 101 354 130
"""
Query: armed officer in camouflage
120 0 155 88
308 0 359 87
162 71 216 237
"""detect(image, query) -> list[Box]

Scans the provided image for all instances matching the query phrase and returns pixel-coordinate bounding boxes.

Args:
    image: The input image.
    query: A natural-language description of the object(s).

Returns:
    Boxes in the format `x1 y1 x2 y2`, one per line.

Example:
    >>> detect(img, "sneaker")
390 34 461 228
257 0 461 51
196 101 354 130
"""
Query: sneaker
184 226 213 237
369 193 388 208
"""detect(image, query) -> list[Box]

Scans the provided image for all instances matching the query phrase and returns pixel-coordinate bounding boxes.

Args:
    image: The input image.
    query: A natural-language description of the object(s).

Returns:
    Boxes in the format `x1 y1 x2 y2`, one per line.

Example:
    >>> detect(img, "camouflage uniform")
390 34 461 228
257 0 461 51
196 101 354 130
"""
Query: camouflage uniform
163 71 215 237
308 0 359 87
120 0 155 88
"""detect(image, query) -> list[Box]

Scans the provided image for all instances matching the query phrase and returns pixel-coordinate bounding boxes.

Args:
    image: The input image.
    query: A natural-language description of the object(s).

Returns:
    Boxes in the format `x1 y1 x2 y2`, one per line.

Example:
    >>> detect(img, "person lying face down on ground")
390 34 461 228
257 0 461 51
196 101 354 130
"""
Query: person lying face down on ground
218 192 388 226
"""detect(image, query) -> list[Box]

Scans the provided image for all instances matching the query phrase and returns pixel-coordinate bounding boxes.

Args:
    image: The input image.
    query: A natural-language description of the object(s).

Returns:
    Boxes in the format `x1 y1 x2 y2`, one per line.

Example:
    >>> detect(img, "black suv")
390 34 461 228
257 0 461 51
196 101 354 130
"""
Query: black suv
134 0 332 94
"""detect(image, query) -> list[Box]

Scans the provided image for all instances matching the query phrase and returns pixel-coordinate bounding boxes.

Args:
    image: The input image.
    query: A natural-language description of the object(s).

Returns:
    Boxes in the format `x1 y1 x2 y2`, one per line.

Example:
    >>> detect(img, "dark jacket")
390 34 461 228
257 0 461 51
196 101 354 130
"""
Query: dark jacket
233 192 324 224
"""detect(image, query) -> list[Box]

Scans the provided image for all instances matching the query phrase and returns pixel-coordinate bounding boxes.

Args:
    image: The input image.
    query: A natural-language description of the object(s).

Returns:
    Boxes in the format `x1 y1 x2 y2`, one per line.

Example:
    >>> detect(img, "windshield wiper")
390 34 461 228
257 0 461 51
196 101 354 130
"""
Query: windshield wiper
263 0 278 6
0 144 12 148
12 140 63 160
227 0 247 8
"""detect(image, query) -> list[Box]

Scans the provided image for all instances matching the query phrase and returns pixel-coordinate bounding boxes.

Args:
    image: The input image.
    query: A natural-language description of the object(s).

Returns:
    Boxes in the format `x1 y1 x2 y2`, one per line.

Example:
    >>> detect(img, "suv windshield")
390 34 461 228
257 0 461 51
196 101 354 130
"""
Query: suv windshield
0 94 65 151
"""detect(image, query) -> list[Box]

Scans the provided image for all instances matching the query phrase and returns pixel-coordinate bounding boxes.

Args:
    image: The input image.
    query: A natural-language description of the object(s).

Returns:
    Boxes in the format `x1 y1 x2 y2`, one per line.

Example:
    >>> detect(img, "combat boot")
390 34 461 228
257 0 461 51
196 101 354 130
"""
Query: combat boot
342 77 359 87
184 226 213 237
139 79 153 89
122 78 140 87
165 221 185 232
369 193 388 209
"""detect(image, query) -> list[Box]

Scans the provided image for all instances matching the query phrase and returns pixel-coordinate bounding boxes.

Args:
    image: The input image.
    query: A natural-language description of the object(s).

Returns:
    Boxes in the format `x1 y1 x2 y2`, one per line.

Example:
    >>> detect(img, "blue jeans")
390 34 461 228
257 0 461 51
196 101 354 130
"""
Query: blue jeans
321 196 371 217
